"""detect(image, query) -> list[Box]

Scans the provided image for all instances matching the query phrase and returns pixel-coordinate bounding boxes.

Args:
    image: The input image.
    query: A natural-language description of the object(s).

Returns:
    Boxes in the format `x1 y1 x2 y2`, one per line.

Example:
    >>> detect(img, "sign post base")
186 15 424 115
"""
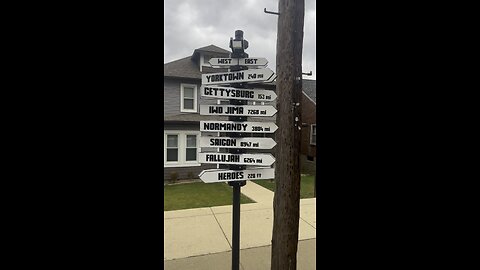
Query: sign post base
228 180 245 270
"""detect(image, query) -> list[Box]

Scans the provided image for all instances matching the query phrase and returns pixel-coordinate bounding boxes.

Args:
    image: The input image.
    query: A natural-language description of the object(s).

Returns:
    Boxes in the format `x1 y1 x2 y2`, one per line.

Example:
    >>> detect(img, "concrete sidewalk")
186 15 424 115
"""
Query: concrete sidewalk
164 239 316 270
164 181 316 262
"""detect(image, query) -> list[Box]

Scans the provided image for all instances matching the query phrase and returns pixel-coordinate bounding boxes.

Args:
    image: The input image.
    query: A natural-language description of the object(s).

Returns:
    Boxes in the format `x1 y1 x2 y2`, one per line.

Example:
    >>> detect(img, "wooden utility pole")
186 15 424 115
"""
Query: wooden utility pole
271 0 305 269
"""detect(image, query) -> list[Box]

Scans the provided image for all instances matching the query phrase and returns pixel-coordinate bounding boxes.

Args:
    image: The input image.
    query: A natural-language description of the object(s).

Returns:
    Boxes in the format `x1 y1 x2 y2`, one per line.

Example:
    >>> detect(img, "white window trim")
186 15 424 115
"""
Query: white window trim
200 54 213 72
165 134 179 163
180 83 198 113
310 124 316 145
184 133 199 165
164 131 201 167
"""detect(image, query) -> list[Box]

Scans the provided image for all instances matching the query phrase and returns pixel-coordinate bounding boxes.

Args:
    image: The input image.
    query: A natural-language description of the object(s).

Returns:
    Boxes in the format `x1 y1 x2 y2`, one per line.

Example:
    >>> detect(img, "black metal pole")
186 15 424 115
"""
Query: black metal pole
228 72 247 270
231 182 241 270
228 29 248 270
228 93 247 270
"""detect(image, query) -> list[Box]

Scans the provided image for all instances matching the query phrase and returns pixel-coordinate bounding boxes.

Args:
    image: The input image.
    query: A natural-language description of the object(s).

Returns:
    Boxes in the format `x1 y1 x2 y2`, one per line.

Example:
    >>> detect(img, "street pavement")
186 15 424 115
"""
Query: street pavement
164 180 316 269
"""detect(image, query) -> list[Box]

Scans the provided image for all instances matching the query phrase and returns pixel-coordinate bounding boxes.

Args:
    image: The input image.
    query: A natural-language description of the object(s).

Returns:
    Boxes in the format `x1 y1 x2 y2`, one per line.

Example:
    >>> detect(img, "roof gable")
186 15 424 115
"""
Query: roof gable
164 45 231 79
194 44 230 55
191 44 230 62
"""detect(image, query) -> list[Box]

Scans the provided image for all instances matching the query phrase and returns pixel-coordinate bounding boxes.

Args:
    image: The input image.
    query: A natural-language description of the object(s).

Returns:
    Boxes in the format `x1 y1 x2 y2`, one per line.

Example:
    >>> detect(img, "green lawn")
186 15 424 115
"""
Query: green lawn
254 174 316 199
164 182 256 211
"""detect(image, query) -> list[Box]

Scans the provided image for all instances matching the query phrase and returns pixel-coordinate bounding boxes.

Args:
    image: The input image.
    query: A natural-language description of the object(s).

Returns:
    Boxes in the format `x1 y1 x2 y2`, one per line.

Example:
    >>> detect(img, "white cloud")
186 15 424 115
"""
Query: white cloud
164 0 316 80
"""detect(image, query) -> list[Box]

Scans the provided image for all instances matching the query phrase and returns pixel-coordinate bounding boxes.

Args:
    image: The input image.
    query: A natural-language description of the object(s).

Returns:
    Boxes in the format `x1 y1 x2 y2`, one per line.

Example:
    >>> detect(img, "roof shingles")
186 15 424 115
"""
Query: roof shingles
164 56 201 79
164 45 231 80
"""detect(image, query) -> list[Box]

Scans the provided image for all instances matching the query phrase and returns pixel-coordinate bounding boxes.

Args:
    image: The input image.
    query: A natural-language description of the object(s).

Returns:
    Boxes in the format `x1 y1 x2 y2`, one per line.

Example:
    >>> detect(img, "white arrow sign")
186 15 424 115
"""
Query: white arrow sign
201 85 277 101
200 121 278 133
199 153 275 166
238 58 268 66
208 58 238 66
208 57 268 67
199 137 277 149
200 105 277 117
199 168 275 183
202 68 275 85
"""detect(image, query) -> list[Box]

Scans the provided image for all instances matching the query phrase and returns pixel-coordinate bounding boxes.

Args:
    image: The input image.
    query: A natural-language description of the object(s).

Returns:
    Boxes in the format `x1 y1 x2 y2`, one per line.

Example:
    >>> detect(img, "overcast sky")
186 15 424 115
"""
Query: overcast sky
164 0 316 80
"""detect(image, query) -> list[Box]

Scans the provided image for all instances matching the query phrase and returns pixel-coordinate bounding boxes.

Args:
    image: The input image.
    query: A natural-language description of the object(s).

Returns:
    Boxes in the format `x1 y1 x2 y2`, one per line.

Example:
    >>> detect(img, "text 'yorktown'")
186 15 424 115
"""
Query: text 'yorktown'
205 72 244 83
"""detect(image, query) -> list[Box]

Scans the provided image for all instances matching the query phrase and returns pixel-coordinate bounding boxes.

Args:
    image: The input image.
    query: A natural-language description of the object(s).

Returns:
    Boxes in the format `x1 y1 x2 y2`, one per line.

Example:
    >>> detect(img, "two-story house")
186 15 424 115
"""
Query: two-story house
163 45 277 182
300 79 317 175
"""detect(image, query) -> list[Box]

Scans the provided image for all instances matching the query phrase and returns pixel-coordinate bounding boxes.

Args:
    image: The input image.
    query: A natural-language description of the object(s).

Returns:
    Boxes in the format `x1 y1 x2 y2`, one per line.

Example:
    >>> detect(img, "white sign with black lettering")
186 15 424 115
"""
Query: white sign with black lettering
199 153 275 166
201 85 277 101
199 168 275 183
201 68 275 85
200 105 277 117
208 57 268 67
199 137 276 149
238 58 268 66
200 121 278 133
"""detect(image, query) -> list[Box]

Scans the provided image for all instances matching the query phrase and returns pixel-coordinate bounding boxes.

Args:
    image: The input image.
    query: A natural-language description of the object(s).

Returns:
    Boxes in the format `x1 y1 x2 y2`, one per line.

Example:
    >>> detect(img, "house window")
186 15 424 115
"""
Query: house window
180 84 197 112
186 135 197 161
166 135 178 162
164 131 201 167
310 124 316 145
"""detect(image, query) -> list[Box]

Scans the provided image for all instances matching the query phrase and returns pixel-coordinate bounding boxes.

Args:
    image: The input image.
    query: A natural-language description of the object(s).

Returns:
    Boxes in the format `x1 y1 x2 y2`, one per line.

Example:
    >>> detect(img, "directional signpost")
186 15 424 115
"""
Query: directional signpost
200 104 277 116
200 120 278 133
199 168 275 183
201 85 277 101
238 58 268 66
198 30 277 270
209 57 269 67
199 153 275 166
201 68 276 85
199 137 276 149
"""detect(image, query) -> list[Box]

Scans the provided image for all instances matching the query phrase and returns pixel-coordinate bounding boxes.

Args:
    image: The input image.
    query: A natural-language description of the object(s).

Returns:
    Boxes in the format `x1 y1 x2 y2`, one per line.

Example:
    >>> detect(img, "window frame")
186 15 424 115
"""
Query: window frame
310 124 316 145
180 83 198 113
184 133 199 164
164 131 201 167
165 134 179 163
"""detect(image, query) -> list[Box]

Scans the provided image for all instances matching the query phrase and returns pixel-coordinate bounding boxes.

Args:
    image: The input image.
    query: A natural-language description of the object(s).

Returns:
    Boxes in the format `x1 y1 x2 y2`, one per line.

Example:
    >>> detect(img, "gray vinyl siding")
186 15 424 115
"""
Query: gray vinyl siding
164 79 182 117
164 122 199 130
164 78 202 117
164 78 219 117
